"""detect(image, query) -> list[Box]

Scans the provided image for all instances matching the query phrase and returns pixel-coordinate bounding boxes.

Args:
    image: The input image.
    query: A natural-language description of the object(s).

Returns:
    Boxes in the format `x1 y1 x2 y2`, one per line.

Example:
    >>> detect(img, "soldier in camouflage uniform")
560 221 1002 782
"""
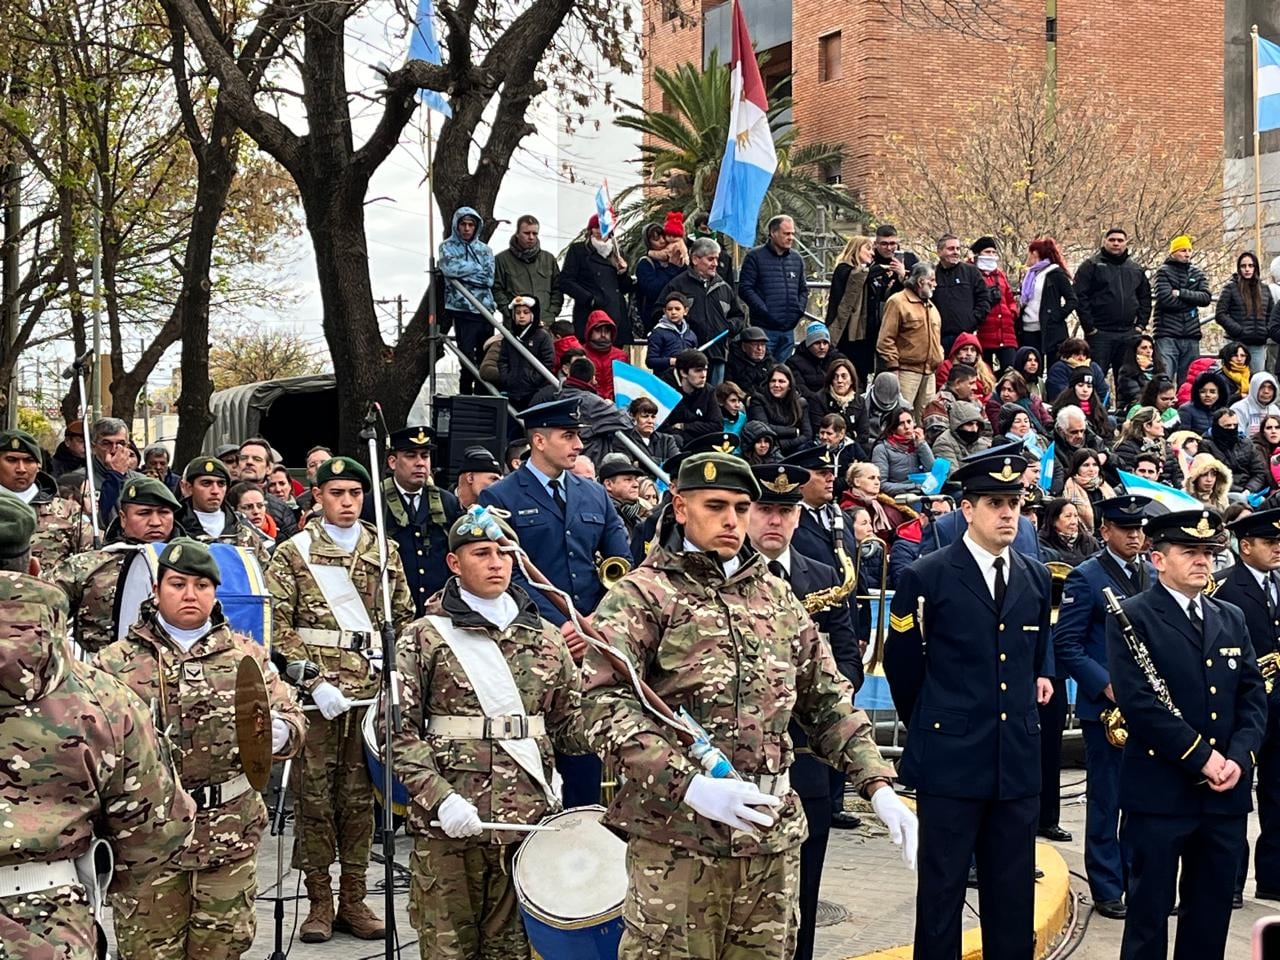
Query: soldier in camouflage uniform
94 538 306 959
266 456 414 942
581 452 918 960
0 428 91 571
388 512 591 960
174 456 271 566
51 477 178 654
0 497 196 958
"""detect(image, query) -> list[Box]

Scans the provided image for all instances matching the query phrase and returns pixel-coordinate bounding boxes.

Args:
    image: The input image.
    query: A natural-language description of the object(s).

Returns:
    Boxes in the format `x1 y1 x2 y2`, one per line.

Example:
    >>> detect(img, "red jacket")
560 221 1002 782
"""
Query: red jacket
584 310 626 400
976 268 1017 350
553 333 584 370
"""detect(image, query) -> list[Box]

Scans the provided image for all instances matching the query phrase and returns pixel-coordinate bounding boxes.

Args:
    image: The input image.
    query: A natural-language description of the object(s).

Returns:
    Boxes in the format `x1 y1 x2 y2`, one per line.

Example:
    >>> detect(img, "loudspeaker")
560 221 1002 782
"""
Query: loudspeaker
434 395 508 486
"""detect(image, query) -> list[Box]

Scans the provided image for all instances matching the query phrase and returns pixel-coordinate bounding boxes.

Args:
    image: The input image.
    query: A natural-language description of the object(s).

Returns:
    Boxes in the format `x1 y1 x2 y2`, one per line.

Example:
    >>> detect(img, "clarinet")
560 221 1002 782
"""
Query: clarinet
1102 586 1182 719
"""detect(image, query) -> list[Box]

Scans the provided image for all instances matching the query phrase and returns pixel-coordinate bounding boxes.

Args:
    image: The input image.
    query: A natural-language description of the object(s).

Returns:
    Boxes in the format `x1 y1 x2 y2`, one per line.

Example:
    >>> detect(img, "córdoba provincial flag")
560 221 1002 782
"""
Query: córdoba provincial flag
707 0 778 248
595 180 617 238
1259 34 1280 132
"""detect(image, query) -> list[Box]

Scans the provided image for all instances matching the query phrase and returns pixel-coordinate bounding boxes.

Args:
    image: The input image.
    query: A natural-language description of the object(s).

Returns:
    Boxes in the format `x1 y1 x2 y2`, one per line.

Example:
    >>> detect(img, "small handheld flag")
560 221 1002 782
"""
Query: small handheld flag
612 360 682 427
1039 442 1056 493
595 181 617 239
1116 470 1203 511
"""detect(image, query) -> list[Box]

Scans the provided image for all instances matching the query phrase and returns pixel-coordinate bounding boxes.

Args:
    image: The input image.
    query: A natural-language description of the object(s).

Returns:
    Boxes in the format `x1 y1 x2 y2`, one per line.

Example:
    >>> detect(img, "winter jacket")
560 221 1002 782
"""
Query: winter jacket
932 261 993 342
1115 363 1159 413
1183 452 1235 510
479 334 503 384
1201 430 1271 493
668 384 724 446
646 317 699 385
553 333 583 370
738 243 809 333
809 390 870 446
1215 276 1273 346
1012 345 1048 400
876 290 944 373
931 399 992 464
1073 247 1152 334
786 345 847 400
660 268 745 363
560 238 635 341
50 441 83 479
976 268 1018 351
624 428 680 468
747 393 813 454
438 207 495 315
583 310 627 400
1230 372 1280 436
1045 359 1111 408
871 438 936 494
741 420 782 464
635 255 685 330
826 262 871 347
1016 265 1077 358
932 332 996 404
493 240 563 322
498 311 556 409
1176 357 1223 406
984 393 1051 434
1112 437 1182 486
726 343 776 402
1176 368 1232 435
1153 257 1212 340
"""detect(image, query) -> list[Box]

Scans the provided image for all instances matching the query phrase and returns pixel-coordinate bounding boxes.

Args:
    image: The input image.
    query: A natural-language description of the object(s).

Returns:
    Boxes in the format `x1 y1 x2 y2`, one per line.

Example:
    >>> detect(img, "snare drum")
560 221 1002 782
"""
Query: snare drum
361 698 412 816
513 805 626 960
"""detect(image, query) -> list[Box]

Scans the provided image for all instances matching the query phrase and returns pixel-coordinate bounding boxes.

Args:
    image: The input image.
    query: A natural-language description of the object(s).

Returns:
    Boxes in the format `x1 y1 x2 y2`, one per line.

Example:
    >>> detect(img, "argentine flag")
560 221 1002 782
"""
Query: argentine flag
707 0 778 247
1117 470 1203 511
612 360 682 427
1038 441 1056 493
408 0 452 117
1260 34 1280 132
595 181 617 238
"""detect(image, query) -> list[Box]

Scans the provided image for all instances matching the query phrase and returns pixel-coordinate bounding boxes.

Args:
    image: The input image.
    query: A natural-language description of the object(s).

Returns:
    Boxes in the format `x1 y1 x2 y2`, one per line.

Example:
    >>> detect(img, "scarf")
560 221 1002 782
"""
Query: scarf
590 236 616 259
1020 258 1052 303
563 375 598 394
886 432 917 454
509 235 542 264
1223 361 1252 399
1079 474 1102 492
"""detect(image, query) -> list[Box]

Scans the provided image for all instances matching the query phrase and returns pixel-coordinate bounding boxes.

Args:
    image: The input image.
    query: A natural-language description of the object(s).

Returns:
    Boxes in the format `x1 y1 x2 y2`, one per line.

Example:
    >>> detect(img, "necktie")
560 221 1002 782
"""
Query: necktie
548 479 567 513
1188 600 1203 635
1267 574 1278 617
768 560 786 580
992 555 1006 610
1125 561 1141 592
405 493 420 515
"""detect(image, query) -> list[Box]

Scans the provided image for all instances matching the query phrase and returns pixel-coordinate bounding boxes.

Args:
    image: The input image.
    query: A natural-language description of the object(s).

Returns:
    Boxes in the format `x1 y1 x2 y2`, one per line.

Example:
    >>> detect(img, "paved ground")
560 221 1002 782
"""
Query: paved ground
102 744 1273 958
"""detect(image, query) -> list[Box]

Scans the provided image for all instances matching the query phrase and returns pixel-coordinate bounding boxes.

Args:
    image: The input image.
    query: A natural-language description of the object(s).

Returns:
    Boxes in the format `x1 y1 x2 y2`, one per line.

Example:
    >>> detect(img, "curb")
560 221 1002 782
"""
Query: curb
844 841 1072 960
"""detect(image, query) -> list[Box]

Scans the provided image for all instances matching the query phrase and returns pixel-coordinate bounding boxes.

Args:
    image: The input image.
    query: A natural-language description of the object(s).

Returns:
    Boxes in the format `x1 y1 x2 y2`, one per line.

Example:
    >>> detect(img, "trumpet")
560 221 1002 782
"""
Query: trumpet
1046 561 1073 626
598 556 632 588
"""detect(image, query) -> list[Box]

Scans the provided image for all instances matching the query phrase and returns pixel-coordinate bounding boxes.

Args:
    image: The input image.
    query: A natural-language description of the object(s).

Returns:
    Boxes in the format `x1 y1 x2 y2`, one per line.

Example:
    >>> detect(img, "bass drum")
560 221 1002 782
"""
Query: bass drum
361 696 412 821
113 542 272 645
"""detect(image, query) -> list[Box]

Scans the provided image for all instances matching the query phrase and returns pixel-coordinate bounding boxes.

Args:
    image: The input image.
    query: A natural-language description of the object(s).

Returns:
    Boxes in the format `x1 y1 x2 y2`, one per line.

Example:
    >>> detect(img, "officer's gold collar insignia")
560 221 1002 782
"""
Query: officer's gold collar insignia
987 458 1019 482
713 439 734 454
1181 514 1215 539
761 469 799 494
332 460 345 475
703 461 717 481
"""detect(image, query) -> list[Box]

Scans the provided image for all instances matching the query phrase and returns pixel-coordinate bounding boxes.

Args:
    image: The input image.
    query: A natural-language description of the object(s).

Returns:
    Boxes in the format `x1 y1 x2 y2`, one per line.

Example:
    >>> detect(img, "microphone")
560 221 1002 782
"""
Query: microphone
61 349 93 380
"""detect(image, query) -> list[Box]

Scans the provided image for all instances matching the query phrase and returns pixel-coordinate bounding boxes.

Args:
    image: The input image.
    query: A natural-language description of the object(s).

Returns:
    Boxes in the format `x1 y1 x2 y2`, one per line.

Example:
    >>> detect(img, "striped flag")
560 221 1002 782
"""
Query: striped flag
1259 34 1280 132
707 0 778 247
595 180 617 238
407 0 452 117
612 360 682 427
1038 441 1056 493
1117 470 1203 511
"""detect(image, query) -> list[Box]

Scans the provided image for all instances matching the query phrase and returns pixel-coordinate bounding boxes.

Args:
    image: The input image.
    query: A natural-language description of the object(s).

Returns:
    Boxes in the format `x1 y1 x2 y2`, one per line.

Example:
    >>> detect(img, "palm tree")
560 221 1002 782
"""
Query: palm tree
613 52 860 253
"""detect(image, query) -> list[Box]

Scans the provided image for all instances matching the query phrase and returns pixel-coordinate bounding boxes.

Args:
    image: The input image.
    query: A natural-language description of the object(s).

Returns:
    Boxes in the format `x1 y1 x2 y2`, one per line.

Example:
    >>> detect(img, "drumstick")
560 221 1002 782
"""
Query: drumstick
429 820 561 833
303 697 378 712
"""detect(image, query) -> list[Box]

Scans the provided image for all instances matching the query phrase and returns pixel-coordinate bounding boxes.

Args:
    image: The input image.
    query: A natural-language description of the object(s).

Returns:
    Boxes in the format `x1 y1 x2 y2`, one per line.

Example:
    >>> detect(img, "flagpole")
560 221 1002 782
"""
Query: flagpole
1255 24 1264 258
426 110 438 422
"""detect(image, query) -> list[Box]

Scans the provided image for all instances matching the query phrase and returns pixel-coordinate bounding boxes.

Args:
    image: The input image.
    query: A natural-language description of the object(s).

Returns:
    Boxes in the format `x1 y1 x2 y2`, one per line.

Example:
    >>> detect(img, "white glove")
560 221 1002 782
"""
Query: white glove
310 682 352 721
271 714 290 754
682 774 781 835
436 793 484 839
871 785 918 871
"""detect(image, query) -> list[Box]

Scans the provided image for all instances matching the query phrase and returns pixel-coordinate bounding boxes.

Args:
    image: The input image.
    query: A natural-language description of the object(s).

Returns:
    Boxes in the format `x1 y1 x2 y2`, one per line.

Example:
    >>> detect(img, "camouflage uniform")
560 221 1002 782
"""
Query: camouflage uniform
265 518 413 877
389 580 591 960
175 503 272 568
94 601 306 959
25 471 92 571
50 544 137 654
0 572 195 958
581 518 896 960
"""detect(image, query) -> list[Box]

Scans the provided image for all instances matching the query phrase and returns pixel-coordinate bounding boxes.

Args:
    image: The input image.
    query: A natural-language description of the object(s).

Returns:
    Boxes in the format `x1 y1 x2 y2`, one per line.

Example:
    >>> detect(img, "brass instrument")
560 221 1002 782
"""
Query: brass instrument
598 556 632 588
1046 561 1073 626
1101 585 1182 749
1260 651 1280 694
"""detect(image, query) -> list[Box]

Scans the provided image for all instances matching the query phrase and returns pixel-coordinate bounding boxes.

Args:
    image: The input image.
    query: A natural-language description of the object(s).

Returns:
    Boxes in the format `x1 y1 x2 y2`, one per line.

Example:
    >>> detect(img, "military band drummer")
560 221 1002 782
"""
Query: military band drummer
389 513 590 960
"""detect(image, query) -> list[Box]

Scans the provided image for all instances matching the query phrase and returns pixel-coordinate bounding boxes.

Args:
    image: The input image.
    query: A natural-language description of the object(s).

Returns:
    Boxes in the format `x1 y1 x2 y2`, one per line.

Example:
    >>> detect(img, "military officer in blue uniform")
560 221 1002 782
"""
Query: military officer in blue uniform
919 442 1042 560
1215 507 1280 903
746 460 862 960
479 397 630 806
362 425 461 616
1107 508 1268 960
885 450 1054 960
1051 494 1157 920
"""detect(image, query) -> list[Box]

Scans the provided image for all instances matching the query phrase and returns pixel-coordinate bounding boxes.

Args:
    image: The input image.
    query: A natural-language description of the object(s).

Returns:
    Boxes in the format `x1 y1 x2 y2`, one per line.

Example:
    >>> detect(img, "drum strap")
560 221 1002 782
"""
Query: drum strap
292 531 375 636
426 615 560 808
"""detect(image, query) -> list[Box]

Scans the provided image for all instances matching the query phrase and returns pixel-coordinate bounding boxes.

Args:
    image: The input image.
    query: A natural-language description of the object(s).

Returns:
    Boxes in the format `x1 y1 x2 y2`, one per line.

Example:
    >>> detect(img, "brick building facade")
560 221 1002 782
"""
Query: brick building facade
643 0 1225 218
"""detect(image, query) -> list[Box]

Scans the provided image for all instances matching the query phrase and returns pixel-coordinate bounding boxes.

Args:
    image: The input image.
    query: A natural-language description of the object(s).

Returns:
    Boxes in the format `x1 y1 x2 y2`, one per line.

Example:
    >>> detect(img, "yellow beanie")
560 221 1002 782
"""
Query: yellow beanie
1169 234 1193 254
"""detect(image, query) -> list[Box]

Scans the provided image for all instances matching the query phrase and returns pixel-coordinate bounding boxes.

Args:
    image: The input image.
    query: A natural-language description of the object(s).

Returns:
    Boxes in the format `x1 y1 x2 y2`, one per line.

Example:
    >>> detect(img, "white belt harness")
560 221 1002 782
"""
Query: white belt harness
0 838 113 926
292 531 375 647
425 615 560 808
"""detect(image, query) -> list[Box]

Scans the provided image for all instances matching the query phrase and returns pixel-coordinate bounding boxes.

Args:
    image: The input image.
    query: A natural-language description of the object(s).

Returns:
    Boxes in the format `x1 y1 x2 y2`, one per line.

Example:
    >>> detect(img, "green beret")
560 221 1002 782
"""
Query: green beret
676 452 761 499
314 456 371 490
448 509 519 552
0 431 41 464
119 477 180 511
157 537 221 585
183 456 230 483
0 496 37 558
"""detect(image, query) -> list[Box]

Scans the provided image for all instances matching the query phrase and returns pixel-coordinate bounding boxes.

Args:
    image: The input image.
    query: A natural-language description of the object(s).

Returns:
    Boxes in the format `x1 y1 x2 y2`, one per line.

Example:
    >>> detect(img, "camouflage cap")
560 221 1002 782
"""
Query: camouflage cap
183 456 231 483
119 477 181 512
0 496 37 558
677 452 761 500
314 456 371 490
448 508 519 552
157 536 222 585
0 430 42 463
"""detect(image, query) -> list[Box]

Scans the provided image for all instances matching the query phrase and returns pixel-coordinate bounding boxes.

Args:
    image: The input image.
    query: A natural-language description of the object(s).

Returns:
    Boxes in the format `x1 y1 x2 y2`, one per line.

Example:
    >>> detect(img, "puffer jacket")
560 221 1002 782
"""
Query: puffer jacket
871 438 936 494
583 310 627 400
787 344 847 399
1153 257 1211 340
1216 275 1275 346
1183 452 1233 510
646 316 699 385
438 206 495 315
976 268 1018 351
1176 368 1232 435
738 243 808 332
660 268 745 364
931 399 991 464
498 300 556 409
1074 247 1152 333
1200 429 1271 493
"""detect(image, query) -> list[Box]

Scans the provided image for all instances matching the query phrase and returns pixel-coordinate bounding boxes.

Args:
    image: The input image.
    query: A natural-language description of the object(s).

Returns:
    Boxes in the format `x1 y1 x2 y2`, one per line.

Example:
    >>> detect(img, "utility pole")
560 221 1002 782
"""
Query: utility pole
3 160 19 429
373 296 405 341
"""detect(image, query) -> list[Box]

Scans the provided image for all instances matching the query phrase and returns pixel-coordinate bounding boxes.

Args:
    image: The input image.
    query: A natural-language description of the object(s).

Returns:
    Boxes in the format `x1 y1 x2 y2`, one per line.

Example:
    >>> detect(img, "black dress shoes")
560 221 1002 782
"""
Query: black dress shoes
830 811 862 830
1094 899 1127 920
1037 825 1073 843
1233 892 1245 909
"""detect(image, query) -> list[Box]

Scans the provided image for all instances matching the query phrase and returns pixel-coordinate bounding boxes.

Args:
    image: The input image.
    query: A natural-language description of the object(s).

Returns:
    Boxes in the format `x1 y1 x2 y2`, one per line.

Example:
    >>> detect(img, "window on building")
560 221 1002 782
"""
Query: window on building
818 31 842 83
660 0 680 22
823 161 843 186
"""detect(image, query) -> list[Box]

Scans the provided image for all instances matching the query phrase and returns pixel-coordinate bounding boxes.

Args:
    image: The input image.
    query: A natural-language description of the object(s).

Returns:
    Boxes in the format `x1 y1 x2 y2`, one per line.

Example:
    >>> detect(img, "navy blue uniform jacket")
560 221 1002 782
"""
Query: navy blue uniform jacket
885 539 1053 799
479 465 631 625
1107 585 1267 816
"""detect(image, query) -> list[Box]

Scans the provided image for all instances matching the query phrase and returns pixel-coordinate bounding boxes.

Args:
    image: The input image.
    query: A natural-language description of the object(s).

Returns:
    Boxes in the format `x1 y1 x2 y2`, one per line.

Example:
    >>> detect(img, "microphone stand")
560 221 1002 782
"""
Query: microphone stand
362 404 401 960
61 349 100 547
267 757 292 960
